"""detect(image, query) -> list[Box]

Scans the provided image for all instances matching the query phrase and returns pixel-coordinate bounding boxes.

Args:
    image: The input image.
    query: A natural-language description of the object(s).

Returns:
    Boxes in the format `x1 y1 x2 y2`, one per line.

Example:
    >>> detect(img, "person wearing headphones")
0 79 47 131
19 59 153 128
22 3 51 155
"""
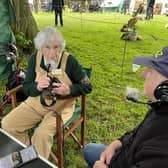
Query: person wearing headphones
84 46 168 168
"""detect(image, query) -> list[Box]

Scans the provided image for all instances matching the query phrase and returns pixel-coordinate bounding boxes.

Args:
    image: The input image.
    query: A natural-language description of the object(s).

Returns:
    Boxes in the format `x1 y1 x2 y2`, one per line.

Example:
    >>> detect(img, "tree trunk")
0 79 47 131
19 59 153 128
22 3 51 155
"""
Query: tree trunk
12 0 39 45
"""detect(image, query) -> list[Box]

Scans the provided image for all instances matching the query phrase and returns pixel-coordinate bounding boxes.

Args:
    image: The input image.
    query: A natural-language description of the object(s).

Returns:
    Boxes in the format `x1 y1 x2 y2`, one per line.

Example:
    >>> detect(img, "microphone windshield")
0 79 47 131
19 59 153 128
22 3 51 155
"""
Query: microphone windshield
126 86 142 102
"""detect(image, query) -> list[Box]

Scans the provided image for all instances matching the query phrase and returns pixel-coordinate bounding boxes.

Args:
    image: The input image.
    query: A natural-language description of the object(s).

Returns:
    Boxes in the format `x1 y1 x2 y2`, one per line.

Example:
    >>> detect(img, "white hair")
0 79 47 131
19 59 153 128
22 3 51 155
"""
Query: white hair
34 26 66 51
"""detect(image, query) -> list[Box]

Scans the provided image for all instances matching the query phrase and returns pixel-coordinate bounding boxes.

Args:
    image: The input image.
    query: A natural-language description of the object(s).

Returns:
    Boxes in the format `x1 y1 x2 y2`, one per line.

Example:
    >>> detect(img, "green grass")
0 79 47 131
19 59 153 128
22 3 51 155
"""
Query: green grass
1 12 168 167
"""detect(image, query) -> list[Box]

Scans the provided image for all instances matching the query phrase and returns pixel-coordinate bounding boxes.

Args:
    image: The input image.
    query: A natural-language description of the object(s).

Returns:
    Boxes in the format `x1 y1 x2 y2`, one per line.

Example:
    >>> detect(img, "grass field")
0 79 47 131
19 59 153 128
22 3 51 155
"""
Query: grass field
2 11 168 167
35 12 168 167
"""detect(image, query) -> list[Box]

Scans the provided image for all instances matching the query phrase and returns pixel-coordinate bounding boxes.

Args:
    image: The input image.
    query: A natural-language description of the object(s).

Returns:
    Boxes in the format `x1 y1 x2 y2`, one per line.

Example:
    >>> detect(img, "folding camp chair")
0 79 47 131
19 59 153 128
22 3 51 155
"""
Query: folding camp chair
1 67 92 168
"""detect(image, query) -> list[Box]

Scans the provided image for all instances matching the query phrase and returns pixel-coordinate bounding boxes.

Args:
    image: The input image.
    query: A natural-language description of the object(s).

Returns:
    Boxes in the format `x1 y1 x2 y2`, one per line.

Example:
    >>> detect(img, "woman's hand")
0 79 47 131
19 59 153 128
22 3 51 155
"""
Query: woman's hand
37 76 50 91
52 82 70 96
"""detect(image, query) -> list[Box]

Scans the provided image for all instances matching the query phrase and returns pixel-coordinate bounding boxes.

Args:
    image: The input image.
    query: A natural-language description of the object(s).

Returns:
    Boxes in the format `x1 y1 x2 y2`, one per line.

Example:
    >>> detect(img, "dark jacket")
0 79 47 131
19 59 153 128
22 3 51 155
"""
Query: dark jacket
149 0 155 7
109 102 168 168
52 0 64 11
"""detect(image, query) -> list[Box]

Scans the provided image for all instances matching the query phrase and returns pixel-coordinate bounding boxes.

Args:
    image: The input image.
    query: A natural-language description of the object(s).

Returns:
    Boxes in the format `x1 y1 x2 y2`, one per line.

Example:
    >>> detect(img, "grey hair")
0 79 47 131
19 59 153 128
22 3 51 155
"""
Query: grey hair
34 26 66 51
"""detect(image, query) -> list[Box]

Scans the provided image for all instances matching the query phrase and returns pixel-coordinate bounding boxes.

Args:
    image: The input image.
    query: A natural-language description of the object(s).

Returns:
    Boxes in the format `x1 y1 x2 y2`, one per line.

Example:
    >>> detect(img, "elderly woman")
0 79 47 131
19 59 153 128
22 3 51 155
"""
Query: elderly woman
2 26 92 159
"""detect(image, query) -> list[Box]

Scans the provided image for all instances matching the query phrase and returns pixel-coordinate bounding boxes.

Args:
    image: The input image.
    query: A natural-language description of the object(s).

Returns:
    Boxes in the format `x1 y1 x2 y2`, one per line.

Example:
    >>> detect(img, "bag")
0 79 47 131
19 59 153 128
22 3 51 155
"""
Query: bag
6 69 25 90
3 68 28 102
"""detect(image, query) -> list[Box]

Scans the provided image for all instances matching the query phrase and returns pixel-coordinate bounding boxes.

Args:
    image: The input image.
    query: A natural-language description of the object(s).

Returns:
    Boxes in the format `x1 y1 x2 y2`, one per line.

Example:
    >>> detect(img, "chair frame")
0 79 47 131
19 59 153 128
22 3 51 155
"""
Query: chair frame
0 85 23 119
0 85 88 168
54 95 86 168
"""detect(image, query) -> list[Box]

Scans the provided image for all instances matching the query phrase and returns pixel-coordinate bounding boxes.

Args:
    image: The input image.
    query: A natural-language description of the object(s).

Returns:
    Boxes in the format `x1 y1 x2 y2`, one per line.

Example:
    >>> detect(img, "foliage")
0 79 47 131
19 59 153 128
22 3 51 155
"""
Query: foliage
15 32 32 50
14 32 33 59
0 11 168 167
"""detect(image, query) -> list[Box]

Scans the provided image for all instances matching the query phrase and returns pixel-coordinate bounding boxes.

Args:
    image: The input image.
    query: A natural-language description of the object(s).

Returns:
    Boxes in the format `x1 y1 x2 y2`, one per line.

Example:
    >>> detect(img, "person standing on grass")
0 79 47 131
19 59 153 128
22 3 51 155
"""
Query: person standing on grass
52 0 64 27
122 0 131 14
84 46 168 168
146 0 155 20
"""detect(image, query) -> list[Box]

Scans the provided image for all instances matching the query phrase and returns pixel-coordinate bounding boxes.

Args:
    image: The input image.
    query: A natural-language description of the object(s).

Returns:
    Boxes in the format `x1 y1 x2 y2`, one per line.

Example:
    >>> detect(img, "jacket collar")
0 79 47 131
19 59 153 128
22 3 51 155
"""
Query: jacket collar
150 101 168 115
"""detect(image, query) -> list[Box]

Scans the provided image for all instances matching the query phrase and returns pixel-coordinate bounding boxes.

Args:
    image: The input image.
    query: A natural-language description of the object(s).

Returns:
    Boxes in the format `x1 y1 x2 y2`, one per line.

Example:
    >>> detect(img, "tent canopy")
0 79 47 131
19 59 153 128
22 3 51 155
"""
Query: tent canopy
100 0 124 12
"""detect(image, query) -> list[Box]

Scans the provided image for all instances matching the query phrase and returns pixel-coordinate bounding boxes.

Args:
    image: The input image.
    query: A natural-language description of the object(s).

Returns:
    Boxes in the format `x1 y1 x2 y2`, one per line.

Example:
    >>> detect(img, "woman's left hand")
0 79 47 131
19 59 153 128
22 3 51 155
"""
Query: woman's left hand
52 82 70 96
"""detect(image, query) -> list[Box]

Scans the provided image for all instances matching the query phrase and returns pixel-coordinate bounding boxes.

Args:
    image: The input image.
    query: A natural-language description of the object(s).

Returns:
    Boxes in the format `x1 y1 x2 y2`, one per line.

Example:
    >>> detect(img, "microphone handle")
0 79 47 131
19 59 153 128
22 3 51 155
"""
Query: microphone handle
126 96 149 105
46 64 51 76
136 101 148 105
126 96 164 105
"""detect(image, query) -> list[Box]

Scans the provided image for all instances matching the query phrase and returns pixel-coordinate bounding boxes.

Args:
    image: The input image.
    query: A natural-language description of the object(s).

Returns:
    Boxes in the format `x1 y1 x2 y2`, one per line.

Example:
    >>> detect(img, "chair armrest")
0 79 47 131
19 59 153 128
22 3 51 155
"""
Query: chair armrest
6 85 23 108
6 85 23 96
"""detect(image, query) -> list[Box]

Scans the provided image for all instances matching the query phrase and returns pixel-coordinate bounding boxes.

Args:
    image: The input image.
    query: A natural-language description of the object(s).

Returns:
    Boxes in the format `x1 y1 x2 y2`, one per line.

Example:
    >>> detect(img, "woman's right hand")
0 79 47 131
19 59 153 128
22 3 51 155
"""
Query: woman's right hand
37 76 50 91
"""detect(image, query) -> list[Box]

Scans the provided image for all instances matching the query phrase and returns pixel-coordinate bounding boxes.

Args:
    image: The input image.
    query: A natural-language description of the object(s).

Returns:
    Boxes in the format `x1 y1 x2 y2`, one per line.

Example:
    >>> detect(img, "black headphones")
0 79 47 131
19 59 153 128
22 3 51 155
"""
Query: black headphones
154 80 168 102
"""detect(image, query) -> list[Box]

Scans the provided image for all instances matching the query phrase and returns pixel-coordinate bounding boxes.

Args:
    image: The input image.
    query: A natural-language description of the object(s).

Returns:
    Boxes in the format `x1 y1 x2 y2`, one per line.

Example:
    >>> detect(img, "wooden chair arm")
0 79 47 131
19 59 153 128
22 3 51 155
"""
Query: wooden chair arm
6 85 23 108
6 85 23 96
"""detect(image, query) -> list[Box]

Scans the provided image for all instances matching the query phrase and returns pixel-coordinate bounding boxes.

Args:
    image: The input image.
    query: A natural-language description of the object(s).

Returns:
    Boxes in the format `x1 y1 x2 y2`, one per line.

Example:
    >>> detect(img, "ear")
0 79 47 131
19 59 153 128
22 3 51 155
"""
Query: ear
154 80 168 101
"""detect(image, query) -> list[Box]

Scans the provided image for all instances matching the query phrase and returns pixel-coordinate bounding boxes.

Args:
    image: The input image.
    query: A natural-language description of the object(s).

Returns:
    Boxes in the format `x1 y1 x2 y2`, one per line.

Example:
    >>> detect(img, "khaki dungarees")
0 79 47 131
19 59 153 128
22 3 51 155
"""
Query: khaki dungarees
2 51 76 158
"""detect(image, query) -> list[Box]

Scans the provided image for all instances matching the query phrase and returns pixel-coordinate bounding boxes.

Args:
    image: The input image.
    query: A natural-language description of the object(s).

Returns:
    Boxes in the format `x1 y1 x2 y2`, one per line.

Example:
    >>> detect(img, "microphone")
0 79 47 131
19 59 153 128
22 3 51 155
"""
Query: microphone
126 95 149 104
46 64 51 73
126 86 149 105
126 86 164 105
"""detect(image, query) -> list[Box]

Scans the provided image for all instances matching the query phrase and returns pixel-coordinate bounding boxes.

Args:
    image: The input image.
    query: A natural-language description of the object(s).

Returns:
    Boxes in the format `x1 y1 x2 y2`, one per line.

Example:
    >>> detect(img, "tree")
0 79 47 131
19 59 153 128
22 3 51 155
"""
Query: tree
12 0 39 52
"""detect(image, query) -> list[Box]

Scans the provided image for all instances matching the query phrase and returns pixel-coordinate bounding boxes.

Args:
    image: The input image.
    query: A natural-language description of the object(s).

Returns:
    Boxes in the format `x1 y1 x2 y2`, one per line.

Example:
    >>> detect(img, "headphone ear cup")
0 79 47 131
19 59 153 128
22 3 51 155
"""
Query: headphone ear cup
154 85 162 100
154 80 168 101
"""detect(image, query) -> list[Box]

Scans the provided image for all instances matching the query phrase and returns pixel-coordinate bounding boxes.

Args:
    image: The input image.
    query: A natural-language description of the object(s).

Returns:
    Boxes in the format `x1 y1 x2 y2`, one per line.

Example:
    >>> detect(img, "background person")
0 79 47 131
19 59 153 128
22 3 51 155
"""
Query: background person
122 0 131 14
145 0 155 20
2 26 92 159
84 46 168 168
52 0 64 27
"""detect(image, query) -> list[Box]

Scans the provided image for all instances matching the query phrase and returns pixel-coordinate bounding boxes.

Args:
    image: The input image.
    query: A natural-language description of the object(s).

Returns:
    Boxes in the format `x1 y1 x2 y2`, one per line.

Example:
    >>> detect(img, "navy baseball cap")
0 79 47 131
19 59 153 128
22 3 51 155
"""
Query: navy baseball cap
133 46 168 78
